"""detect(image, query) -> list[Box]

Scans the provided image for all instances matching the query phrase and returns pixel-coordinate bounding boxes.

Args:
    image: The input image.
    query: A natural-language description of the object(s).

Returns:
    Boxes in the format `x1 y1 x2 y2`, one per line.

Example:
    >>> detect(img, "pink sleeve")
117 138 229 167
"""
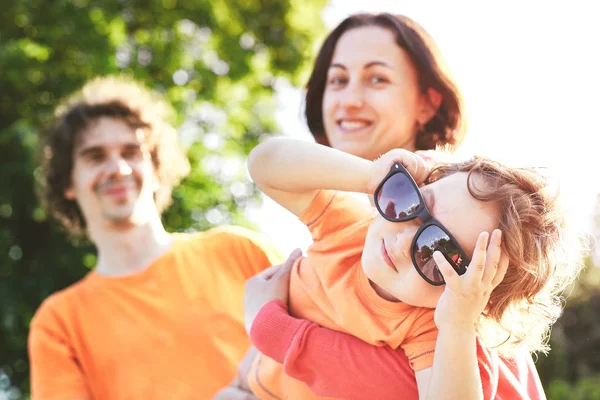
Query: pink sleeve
497 351 547 400
250 300 419 400
476 339 499 400
251 302 546 400
477 339 547 400
522 353 547 399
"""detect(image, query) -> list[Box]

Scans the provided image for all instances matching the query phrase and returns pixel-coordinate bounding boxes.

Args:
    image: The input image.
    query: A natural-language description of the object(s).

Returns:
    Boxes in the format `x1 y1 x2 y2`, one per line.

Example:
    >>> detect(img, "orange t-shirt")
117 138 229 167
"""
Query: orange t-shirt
28 226 282 400
248 191 437 399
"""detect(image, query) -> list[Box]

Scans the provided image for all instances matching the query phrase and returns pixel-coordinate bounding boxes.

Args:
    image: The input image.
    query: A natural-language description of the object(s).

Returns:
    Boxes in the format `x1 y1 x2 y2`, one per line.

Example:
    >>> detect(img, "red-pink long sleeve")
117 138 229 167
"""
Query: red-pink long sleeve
250 300 418 400
250 300 547 400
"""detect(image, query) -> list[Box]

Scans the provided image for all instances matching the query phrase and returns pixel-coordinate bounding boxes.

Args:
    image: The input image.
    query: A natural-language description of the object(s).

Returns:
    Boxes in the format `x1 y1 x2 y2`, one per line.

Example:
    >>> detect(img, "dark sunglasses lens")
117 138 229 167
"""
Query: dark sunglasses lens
413 225 467 283
377 173 420 220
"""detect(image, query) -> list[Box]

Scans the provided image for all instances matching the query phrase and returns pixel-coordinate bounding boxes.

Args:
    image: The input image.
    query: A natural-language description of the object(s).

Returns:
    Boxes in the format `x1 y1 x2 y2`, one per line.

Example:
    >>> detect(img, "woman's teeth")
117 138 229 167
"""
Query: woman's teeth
340 120 368 130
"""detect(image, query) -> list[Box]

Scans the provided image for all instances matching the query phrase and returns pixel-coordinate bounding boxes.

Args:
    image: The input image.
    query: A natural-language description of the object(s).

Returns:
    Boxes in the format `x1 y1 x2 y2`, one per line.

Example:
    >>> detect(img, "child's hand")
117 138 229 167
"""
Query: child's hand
432 229 509 332
415 149 455 166
367 149 430 194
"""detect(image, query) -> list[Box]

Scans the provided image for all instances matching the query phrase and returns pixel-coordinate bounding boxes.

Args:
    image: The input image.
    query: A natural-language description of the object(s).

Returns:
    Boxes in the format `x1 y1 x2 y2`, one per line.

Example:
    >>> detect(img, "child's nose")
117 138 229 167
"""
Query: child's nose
394 222 420 258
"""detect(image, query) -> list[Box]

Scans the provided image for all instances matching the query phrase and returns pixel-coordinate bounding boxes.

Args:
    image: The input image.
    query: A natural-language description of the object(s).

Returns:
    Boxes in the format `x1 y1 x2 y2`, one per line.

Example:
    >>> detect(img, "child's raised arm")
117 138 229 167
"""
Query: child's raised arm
248 138 430 217
248 138 372 216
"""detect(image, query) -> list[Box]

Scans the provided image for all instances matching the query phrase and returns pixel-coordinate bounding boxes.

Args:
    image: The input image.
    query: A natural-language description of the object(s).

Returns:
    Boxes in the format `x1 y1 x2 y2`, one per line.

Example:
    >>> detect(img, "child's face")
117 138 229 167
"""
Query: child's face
362 172 500 308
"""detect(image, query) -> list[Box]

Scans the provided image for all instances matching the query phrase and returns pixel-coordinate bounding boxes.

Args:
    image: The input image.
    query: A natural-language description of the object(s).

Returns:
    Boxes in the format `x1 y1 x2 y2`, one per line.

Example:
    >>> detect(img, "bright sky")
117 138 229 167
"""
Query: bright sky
250 0 600 255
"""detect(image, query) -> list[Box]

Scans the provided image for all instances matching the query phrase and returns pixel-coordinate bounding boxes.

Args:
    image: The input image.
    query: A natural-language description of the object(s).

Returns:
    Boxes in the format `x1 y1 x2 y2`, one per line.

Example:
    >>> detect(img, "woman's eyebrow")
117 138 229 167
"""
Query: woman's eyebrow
329 63 347 70
329 61 393 70
364 61 393 70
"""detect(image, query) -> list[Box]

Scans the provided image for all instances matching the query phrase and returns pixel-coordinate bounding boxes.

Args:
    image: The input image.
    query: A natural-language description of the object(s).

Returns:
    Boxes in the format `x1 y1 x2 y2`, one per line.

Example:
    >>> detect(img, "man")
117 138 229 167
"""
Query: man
28 76 281 399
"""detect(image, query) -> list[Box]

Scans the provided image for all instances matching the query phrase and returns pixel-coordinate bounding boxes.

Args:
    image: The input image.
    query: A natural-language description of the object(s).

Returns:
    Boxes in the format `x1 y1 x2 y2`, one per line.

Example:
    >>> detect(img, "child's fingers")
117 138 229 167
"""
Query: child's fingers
378 149 430 183
397 151 429 185
481 230 503 286
465 232 489 284
491 252 510 288
433 251 460 287
370 150 412 192
411 153 431 185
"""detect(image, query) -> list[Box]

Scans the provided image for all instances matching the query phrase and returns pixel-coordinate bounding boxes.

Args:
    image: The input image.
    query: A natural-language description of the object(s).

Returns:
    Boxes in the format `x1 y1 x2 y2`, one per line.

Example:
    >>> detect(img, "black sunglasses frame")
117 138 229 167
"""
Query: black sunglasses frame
373 162 471 286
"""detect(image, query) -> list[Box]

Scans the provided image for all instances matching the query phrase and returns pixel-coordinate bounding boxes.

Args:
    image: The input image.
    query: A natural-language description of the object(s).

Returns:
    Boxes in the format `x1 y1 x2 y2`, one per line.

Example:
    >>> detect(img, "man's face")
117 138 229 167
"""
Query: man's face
65 117 159 231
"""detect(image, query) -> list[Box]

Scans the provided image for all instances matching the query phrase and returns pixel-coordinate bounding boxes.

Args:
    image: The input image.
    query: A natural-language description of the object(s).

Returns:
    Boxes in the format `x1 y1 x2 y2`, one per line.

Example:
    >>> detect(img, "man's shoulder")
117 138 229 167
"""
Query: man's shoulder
30 276 92 330
178 225 277 252
174 225 283 266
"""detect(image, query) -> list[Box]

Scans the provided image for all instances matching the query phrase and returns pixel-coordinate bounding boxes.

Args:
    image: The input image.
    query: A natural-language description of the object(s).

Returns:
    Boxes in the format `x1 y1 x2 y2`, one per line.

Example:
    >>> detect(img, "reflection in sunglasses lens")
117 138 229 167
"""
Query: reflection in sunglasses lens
414 225 465 283
377 173 420 220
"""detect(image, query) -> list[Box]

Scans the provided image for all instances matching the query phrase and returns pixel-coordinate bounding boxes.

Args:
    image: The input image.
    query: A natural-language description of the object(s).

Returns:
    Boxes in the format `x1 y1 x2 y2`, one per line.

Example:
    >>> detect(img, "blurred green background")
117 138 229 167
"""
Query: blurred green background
0 1 598 399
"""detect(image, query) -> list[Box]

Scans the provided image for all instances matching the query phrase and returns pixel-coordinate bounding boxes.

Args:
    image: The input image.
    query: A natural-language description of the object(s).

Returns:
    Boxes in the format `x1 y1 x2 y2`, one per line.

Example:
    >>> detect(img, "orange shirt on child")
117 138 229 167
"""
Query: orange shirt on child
28 226 282 400
248 191 437 400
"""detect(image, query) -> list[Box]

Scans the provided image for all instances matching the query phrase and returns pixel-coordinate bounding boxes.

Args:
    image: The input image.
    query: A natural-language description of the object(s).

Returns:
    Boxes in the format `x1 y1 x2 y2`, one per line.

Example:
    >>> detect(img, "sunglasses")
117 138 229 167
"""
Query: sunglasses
373 162 470 286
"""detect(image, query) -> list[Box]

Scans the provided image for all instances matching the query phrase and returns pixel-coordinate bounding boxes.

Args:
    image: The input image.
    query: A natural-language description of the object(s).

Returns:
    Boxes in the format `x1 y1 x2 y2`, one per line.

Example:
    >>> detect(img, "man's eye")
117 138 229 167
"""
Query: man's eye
123 148 142 159
88 153 104 162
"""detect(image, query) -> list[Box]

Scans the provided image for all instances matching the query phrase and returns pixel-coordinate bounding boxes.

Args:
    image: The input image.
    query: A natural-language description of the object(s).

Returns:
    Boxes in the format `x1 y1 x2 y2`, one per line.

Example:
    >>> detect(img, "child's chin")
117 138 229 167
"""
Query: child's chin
402 291 441 309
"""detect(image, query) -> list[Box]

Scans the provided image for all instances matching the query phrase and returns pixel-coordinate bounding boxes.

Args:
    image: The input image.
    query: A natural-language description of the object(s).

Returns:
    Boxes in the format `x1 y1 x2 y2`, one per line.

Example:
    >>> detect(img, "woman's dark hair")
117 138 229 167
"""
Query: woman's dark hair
305 13 466 150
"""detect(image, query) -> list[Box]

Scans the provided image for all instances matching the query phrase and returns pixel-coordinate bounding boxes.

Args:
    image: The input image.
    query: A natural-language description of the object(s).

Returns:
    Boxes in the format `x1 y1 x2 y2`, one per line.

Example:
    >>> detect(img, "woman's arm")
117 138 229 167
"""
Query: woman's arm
251 300 419 400
247 138 372 216
251 300 512 400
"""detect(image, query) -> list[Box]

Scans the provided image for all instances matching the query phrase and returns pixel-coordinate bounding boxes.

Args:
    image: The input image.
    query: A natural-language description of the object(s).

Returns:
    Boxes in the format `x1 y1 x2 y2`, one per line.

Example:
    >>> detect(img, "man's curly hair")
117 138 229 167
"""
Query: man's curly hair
41 76 190 234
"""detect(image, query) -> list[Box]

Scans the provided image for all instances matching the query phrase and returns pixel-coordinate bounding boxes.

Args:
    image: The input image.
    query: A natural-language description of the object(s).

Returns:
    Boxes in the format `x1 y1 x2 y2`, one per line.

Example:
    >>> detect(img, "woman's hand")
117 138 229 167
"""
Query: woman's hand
433 229 509 331
244 249 303 336
367 149 430 193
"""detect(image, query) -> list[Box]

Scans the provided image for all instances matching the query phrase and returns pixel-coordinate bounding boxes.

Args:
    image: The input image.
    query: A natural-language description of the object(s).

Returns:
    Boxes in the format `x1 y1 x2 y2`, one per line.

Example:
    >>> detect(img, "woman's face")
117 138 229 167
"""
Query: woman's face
322 26 432 161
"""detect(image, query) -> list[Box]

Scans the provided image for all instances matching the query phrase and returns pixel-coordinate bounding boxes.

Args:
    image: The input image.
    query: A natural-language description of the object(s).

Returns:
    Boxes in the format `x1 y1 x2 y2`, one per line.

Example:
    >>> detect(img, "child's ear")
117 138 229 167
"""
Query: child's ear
418 88 442 126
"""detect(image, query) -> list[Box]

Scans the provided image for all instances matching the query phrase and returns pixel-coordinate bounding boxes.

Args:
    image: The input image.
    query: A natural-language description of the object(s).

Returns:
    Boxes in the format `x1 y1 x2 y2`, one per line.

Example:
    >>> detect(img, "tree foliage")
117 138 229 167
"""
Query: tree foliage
538 248 600 394
536 195 600 394
0 0 326 396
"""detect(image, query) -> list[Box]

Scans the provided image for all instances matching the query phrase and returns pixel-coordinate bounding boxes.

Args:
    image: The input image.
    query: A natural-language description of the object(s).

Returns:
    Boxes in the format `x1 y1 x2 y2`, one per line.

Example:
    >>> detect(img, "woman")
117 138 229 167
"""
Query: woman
221 12 545 400
304 13 464 160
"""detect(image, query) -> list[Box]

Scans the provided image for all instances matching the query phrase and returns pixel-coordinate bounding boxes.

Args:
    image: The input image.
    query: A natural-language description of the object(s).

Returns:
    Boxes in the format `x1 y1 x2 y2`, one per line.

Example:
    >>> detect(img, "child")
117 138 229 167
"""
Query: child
245 138 581 399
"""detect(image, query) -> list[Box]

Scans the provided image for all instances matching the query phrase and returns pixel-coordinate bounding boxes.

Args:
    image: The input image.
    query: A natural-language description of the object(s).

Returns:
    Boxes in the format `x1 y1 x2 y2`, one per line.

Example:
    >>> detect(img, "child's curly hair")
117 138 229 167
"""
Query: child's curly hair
429 157 584 355
41 76 190 234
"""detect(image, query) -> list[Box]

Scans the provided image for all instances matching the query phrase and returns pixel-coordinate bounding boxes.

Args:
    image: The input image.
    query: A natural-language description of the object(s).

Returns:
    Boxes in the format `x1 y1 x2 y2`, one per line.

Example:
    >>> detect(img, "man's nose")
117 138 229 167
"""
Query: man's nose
105 155 132 178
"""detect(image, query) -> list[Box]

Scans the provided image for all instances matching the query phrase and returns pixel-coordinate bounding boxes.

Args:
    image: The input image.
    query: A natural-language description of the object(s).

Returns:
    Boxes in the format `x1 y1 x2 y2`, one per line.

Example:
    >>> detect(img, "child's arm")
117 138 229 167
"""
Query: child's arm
248 138 430 217
248 138 372 216
415 329 479 400
416 230 509 400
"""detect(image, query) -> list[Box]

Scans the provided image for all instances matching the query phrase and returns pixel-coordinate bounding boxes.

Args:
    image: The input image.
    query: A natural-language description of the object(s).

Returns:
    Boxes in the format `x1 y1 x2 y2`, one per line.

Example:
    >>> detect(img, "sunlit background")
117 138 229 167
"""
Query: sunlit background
255 0 600 256
1 1 599 398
